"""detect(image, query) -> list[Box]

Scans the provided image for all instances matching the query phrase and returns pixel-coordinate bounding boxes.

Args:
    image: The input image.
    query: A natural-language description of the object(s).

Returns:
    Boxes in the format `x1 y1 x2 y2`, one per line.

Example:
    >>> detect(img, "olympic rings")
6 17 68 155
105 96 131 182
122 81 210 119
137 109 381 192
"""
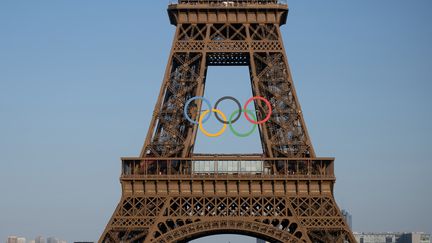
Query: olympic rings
229 109 257 138
184 96 273 137
199 109 227 137
214 96 242 124
243 96 272 124
183 96 212 125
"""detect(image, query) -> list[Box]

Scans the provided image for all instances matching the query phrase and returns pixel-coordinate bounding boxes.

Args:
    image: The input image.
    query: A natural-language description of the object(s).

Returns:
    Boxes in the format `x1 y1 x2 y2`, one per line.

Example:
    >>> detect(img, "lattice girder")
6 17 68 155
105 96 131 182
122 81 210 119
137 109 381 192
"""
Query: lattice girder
100 1 355 242
101 192 354 242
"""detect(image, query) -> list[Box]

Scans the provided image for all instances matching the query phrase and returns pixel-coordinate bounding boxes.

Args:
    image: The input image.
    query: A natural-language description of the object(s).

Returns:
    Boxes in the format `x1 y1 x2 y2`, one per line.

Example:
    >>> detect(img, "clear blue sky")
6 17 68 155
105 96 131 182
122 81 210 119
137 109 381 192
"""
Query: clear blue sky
0 1 431 242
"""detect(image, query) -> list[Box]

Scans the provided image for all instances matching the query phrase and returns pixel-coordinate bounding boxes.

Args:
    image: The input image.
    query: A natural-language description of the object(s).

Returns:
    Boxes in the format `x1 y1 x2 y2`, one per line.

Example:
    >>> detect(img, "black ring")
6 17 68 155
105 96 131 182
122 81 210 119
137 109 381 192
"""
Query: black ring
214 96 242 124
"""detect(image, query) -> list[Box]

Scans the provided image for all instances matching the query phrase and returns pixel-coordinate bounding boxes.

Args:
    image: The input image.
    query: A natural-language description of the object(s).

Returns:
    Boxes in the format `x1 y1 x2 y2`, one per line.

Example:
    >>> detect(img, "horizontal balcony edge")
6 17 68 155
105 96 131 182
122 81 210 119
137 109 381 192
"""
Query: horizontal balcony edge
121 156 335 161
120 175 336 180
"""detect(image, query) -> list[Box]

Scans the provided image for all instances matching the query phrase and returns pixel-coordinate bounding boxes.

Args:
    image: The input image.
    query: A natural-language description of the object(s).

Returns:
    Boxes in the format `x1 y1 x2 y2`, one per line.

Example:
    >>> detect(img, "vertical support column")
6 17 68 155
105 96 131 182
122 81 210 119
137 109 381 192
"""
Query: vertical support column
275 26 316 158
246 24 275 158
181 24 211 157
247 23 316 158
140 25 181 157
140 24 208 158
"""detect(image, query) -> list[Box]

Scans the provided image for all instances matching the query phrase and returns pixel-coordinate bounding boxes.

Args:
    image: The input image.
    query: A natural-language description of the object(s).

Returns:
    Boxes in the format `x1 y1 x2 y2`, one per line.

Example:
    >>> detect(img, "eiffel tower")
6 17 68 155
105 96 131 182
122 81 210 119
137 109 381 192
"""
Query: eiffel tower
100 1 355 242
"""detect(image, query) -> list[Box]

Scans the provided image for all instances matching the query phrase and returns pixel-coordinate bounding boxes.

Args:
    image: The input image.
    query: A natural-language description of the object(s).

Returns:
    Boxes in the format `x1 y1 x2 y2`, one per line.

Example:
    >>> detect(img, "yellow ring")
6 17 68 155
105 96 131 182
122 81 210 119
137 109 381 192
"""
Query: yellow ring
198 109 227 137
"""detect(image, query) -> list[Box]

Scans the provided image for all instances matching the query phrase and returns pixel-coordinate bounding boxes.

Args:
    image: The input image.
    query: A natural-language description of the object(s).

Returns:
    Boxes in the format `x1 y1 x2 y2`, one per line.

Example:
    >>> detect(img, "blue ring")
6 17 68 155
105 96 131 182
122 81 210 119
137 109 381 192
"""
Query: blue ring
184 97 212 125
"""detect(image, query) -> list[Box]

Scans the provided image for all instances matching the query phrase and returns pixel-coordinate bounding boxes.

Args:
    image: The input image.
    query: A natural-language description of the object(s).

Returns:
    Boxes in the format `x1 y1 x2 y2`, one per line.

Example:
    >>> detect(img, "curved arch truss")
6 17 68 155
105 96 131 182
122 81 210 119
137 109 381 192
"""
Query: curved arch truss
154 219 307 243
100 195 354 243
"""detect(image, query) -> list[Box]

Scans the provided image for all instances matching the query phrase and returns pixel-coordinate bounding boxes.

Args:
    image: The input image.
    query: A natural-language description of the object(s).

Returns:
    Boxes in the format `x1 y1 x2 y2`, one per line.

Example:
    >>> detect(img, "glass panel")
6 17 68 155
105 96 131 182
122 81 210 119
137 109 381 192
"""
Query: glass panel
192 160 263 174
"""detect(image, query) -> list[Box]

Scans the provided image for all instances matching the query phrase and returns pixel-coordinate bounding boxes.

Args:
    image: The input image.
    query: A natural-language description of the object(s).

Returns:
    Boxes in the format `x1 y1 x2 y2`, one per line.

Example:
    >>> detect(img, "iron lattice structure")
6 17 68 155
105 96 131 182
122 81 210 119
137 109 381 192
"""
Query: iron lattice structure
100 1 355 242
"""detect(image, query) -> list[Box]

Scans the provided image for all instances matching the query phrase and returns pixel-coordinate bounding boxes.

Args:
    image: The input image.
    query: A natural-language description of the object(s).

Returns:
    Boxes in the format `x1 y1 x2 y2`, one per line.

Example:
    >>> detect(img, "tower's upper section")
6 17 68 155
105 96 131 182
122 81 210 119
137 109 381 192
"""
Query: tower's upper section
168 0 288 26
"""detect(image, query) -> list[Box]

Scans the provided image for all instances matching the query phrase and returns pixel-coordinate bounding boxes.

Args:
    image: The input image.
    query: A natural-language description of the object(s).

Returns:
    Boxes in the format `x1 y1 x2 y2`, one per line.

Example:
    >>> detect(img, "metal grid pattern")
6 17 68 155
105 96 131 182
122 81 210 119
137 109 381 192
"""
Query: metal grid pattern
99 1 355 242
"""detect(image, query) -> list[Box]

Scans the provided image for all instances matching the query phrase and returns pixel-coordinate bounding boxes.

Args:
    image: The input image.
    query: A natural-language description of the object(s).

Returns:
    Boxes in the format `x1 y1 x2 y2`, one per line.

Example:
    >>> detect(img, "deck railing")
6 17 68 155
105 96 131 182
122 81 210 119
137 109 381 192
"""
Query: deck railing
121 156 334 179
172 0 287 6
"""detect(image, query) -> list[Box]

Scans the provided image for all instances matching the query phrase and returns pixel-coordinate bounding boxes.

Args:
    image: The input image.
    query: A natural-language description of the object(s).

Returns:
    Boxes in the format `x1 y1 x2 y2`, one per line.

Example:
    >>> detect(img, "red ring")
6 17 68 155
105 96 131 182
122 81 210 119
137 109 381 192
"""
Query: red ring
243 96 272 124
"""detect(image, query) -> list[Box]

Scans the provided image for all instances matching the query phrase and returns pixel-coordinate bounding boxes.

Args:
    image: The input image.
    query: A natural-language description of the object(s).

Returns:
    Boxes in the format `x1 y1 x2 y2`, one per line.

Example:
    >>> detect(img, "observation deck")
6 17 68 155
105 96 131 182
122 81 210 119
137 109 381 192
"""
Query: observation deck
120 155 336 196
168 0 289 25
122 155 334 179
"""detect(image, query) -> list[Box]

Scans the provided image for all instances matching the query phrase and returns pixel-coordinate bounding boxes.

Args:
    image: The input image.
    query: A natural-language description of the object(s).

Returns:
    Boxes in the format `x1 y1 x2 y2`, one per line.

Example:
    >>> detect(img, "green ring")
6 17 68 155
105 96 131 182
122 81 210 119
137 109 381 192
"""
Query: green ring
228 109 257 138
